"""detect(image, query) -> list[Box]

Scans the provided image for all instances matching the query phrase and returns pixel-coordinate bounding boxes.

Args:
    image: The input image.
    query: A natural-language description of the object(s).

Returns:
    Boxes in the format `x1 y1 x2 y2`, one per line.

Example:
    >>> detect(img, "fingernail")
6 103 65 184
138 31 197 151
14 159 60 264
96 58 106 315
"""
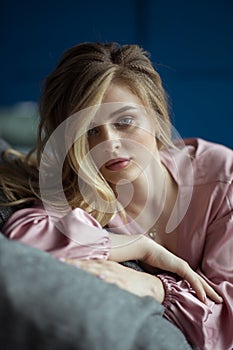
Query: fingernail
73 261 81 268
98 274 106 280
59 257 66 262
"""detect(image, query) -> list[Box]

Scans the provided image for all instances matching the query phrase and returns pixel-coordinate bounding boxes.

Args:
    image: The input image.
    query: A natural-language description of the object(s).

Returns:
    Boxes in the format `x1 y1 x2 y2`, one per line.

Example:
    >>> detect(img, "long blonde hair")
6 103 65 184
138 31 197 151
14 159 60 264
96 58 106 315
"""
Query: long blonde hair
0 42 172 226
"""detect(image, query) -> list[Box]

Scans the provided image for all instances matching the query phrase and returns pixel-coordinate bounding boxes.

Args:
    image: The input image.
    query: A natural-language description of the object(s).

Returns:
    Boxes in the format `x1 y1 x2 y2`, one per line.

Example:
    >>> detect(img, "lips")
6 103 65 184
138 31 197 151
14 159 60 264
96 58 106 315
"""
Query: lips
105 158 131 171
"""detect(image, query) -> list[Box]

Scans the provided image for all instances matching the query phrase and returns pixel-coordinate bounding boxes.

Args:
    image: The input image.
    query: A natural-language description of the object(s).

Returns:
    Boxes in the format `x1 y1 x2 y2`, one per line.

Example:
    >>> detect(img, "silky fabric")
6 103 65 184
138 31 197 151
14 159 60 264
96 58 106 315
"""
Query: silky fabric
3 138 233 350
0 234 192 350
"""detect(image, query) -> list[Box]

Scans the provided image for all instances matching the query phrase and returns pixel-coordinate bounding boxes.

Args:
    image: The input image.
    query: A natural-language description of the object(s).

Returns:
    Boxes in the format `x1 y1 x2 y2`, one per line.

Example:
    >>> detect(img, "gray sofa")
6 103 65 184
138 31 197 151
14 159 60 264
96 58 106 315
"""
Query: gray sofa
0 138 191 349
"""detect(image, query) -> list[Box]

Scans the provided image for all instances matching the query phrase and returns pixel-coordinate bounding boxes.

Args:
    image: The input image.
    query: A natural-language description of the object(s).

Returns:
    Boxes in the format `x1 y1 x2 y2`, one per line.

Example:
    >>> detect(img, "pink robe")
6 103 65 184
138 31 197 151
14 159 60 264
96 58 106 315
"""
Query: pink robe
2 138 233 350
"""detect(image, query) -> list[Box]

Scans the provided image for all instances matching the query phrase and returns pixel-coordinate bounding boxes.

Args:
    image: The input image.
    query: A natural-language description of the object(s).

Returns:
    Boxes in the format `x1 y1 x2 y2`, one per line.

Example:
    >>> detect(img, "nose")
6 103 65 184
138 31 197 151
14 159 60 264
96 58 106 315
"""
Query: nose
101 125 121 151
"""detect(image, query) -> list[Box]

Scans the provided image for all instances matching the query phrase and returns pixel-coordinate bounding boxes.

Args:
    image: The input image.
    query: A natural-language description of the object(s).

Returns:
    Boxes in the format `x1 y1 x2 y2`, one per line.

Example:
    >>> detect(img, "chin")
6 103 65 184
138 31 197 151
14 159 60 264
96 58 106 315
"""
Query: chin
106 172 143 186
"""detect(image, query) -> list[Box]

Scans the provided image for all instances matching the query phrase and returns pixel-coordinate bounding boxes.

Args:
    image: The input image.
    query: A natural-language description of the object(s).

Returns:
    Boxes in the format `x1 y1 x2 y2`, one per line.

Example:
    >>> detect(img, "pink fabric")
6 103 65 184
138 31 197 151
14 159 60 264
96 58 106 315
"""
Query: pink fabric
2 138 233 349
3 204 110 260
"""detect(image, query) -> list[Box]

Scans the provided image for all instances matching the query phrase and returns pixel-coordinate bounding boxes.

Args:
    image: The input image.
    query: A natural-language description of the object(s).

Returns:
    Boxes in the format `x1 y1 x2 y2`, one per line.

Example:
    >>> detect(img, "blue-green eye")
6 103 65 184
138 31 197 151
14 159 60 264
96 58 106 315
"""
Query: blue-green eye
115 117 135 127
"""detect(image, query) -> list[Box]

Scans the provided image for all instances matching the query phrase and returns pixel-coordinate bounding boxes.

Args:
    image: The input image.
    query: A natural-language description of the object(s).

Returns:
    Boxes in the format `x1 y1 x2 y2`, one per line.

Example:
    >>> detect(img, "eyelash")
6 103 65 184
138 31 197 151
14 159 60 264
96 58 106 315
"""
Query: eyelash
115 116 135 127
87 116 136 137
87 127 98 137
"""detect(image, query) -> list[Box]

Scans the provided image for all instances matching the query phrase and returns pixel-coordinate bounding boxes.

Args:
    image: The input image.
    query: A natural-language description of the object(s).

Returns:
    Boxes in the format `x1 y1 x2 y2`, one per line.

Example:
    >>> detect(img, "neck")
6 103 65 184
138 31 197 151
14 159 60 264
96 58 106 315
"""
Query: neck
113 161 174 232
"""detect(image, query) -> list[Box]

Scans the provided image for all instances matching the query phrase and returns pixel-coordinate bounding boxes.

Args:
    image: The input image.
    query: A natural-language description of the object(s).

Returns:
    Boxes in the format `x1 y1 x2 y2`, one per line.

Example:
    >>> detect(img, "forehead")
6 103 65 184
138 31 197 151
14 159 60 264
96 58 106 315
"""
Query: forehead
95 84 144 124
102 83 143 104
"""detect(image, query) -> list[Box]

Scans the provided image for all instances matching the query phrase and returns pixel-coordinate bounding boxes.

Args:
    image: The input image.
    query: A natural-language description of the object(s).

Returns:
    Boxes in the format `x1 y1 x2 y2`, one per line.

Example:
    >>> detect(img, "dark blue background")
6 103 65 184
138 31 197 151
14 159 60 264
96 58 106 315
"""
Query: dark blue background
1 0 233 148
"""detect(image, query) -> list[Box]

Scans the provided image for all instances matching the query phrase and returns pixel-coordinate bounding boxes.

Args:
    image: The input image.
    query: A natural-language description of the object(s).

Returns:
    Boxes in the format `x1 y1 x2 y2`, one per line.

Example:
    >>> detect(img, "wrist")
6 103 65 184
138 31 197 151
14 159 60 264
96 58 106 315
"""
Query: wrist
150 275 165 304
157 275 171 307
140 236 164 267
109 233 147 262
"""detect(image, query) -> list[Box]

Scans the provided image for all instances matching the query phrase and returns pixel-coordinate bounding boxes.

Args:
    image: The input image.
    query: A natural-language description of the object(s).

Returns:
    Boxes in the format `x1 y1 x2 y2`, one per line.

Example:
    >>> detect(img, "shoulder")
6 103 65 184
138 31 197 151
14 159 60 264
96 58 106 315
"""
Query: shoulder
160 138 233 186
184 138 233 184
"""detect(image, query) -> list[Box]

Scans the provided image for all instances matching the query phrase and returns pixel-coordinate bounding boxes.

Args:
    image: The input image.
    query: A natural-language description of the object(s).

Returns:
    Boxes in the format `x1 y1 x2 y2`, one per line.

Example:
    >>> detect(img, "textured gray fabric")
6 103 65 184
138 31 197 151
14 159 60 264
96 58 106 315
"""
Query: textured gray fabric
0 137 191 348
121 260 145 271
0 234 191 350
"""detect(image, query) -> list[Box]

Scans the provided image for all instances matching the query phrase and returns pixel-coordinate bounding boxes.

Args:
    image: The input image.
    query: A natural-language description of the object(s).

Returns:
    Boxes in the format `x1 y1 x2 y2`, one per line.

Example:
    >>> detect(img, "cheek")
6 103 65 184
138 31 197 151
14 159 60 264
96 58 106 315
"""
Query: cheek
132 131 157 153
89 146 105 169
89 141 113 170
88 135 99 150
130 132 158 167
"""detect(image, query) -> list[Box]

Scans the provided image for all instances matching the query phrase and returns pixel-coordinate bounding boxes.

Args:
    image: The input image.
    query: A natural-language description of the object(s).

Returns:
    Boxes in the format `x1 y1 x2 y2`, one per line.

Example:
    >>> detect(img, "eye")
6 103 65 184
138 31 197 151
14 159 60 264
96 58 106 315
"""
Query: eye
115 116 136 128
87 126 99 137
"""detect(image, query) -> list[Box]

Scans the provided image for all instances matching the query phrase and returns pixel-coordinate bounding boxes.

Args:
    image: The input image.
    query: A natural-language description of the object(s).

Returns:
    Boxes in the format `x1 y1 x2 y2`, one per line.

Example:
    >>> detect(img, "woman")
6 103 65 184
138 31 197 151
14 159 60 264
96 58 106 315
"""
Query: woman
0 42 232 349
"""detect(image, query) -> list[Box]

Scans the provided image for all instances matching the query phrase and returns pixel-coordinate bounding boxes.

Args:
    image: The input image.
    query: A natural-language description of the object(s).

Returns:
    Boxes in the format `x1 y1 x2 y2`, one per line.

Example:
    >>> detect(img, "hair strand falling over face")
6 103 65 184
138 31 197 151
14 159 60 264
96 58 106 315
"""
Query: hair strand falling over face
0 42 173 227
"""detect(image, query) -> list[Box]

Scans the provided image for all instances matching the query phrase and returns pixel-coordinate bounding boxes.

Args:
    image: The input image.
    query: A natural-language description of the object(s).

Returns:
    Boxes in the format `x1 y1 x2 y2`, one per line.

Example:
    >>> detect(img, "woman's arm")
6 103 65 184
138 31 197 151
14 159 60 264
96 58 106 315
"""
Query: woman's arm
2 202 110 260
0 234 192 350
0 201 221 305
158 184 233 350
108 233 222 304
3 193 232 349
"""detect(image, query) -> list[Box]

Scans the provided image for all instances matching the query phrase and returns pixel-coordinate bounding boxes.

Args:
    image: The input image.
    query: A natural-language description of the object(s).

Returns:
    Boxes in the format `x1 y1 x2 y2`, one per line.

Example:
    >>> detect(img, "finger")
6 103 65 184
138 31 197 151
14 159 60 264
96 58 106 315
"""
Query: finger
63 258 83 269
182 267 223 304
197 275 223 304
184 272 207 303
72 260 111 281
64 259 99 274
174 261 212 303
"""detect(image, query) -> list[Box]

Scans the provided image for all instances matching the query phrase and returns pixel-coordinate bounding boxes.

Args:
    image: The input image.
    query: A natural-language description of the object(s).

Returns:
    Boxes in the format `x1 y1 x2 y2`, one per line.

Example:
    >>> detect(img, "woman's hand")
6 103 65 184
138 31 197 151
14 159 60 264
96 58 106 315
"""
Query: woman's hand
109 234 223 305
65 259 165 303
141 238 223 305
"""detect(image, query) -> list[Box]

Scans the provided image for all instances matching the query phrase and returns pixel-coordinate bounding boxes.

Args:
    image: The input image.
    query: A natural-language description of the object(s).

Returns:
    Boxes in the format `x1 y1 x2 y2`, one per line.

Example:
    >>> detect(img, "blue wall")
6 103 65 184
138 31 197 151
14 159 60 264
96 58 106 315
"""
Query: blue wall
1 0 233 148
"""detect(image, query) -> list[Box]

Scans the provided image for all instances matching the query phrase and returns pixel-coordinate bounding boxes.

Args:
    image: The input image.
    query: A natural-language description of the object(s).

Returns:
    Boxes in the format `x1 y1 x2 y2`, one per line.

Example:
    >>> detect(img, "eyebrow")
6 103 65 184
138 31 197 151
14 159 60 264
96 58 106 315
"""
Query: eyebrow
88 105 138 129
109 105 137 118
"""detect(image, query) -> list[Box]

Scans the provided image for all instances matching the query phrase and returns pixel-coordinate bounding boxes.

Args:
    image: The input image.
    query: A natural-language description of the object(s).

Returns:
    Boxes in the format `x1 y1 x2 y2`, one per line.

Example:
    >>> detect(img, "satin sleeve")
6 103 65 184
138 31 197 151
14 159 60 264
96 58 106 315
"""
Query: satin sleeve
158 183 233 350
2 202 110 260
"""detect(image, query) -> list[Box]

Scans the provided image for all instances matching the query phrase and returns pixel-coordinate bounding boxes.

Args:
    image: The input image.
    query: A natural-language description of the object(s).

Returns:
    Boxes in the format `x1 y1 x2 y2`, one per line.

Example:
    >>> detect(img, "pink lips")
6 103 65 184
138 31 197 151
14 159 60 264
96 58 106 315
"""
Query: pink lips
105 158 131 171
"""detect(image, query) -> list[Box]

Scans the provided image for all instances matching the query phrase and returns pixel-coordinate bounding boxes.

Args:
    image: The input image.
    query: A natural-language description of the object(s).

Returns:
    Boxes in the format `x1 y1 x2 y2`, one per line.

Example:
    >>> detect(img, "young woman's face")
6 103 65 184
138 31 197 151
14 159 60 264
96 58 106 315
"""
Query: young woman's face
87 84 159 185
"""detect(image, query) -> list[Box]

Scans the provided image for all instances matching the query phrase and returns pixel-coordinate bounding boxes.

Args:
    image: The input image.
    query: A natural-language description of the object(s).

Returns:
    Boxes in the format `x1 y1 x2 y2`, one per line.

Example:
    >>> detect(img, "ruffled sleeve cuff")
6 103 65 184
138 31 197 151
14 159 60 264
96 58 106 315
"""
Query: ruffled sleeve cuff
3 204 110 261
157 274 174 308
157 273 216 348
157 273 213 317
55 207 110 260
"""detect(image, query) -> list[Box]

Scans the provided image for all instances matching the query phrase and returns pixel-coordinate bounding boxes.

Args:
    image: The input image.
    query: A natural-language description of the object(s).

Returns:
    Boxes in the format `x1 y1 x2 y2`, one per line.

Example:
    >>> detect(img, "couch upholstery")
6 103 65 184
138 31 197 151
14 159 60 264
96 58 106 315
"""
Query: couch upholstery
0 138 191 349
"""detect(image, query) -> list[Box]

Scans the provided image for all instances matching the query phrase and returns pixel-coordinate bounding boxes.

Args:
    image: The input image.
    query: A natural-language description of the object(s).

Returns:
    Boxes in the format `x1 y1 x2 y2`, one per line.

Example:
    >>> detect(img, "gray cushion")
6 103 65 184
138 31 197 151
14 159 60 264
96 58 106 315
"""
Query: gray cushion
0 234 191 349
0 138 192 348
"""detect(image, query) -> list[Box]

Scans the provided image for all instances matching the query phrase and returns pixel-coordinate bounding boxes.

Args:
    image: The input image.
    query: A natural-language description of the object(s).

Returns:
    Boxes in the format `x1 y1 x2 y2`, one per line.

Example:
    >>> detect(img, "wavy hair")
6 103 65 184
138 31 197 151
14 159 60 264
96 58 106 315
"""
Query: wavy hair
0 42 172 226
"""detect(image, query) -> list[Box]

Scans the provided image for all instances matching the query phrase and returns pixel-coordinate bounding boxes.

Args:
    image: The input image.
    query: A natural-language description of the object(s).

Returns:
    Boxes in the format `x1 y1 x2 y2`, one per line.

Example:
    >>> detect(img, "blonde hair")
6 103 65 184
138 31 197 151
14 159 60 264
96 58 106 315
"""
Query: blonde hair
0 42 172 226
